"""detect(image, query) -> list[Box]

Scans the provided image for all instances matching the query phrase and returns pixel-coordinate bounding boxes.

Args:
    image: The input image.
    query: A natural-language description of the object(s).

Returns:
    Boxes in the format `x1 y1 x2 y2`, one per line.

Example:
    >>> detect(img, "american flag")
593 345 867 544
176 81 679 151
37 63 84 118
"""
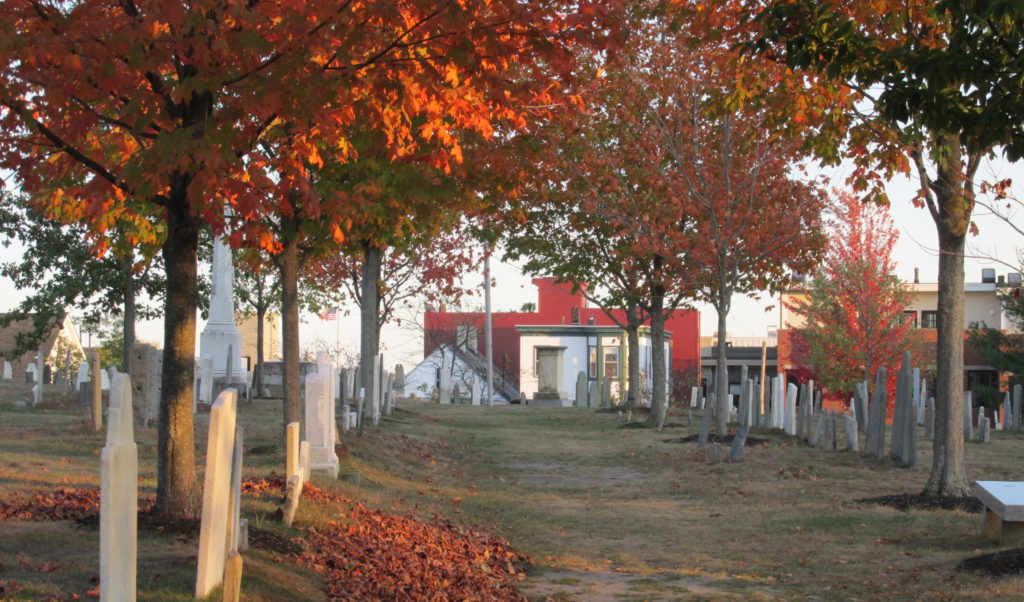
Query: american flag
319 307 338 321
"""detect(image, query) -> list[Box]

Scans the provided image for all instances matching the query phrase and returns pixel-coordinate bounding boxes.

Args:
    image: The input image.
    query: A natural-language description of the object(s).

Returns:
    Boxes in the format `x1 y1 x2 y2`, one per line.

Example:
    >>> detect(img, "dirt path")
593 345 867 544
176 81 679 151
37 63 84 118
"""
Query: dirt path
364 403 1024 601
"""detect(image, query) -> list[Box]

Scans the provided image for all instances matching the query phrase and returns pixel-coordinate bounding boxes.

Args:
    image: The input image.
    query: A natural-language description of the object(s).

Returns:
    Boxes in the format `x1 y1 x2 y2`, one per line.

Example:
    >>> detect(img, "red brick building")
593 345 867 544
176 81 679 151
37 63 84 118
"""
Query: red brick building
423 278 701 391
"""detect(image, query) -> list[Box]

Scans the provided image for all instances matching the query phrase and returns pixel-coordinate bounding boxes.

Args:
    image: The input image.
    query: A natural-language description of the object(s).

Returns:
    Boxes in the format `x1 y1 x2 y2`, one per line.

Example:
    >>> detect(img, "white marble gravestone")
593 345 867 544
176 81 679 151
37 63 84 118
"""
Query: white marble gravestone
199 230 242 378
195 388 238 599
304 370 338 477
199 356 214 405
1 360 11 380
100 373 137 602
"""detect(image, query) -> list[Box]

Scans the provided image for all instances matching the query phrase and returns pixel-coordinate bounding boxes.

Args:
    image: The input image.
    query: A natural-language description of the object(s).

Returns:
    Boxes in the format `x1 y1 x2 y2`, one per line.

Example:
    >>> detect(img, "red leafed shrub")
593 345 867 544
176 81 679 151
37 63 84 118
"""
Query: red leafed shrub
244 477 527 600
0 487 100 521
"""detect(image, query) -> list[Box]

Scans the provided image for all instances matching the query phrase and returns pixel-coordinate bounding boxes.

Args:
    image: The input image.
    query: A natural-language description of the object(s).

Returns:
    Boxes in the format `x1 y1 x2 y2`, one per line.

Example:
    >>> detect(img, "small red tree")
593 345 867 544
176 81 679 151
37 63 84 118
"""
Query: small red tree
785 193 921 400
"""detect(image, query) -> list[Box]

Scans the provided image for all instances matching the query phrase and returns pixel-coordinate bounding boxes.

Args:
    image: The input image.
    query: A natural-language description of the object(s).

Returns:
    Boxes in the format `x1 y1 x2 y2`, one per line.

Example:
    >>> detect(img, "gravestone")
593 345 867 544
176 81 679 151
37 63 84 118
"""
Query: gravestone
796 384 808 441
784 383 798 436
925 397 935 440
690 386 699 408
129 343 162 427
25 361 36 383
439 355 452 404
812 412 827 448
100 374 137 602
590 378 603 409
772 376 785 430
698 406 713 449
845 415 859 452
199 356 214 405
471 378 481 406
1015 384 1023 431
1002 391 1011 431
199 229 243 380
964 391 974 441
980 417 991 443
100 367 110 391
738 381 751 428
386 373 396 415
708 442 719 463
602 376 612 409
339 369 349 405
371 354 381 423
729 425 750 462
1 360 10 380
91 352 103 431
76 361 90 389
395 364 405 396
223 425 245 602
575 371 588 408
33 350 44 406
866 367 887 457
304 369 338 477
195 389 238 599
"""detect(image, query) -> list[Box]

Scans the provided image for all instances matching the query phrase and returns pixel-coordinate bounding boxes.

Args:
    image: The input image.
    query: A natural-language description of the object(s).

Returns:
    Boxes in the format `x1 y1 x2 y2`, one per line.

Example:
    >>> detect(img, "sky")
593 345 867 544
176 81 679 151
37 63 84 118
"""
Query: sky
1 160 1021 372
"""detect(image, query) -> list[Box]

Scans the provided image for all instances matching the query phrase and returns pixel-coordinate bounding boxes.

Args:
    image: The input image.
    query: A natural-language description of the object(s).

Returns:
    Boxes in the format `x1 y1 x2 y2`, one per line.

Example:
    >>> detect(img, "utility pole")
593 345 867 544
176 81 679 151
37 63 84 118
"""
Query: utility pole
484 250 494 405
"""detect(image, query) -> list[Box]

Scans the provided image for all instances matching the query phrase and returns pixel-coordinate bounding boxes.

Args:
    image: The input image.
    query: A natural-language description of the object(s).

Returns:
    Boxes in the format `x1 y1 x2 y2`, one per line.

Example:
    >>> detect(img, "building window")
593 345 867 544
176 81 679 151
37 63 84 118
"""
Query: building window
903 310 918 328
921 310 938 329
588 346 597 378
604 348 619 379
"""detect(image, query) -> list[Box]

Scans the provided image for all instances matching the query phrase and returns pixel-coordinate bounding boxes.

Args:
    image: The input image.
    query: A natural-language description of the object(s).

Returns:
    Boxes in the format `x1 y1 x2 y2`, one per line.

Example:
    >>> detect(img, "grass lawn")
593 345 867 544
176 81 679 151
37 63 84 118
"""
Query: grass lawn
2 380 1023 600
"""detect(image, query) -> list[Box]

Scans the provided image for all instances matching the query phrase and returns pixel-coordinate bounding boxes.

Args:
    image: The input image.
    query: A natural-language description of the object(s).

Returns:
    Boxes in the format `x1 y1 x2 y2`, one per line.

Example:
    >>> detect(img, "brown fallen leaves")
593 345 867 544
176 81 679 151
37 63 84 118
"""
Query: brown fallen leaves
0 487 99 521
246 477 528 601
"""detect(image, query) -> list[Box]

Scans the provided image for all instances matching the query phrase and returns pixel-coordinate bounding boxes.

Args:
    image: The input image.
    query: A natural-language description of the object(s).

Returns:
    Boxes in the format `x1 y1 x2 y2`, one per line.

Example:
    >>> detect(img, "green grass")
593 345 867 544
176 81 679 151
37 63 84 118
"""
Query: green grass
3 386 1024 600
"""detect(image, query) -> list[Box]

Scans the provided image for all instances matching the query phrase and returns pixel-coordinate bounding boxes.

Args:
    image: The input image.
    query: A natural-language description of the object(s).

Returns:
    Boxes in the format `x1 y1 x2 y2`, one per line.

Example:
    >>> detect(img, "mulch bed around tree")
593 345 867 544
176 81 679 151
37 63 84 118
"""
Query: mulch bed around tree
855 492 982 512
958 548 1024 576
662 434 767 446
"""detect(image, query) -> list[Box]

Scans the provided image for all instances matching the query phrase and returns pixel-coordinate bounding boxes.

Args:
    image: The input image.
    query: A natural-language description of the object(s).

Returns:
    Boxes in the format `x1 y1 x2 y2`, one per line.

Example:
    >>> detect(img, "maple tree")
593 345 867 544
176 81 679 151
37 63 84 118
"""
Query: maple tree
0 193 163 370
753 0 1024 498
0 1 622 519
785 193 921 399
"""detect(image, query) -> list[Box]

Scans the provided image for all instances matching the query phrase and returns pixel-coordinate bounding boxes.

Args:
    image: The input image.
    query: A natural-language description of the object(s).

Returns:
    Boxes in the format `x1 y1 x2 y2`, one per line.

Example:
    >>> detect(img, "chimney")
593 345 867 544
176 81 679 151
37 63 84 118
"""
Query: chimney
913 267 919 284
999 275 1006 284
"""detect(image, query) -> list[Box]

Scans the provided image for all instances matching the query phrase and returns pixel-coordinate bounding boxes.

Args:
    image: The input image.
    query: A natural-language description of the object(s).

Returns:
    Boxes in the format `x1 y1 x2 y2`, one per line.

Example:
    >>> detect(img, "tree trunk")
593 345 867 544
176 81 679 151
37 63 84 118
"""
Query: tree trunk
715 305 730 435
255 303 266 398
649 283 667 422
280 231 301 443
154 195 201 521
625 319 640 409
358 241 382 431
924 223 971 497
122 260 136 374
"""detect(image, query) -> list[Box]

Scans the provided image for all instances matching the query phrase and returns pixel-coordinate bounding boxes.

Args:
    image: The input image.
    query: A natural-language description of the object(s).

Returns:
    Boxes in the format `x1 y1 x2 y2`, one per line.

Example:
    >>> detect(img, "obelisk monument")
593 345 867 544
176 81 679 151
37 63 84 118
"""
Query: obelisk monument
199 232 243 378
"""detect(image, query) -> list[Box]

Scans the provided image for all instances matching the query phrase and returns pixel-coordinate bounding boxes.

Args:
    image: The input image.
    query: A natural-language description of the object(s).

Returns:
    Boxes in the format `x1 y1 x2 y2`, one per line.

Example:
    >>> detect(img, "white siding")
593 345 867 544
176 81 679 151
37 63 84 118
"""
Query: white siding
519 334 588 401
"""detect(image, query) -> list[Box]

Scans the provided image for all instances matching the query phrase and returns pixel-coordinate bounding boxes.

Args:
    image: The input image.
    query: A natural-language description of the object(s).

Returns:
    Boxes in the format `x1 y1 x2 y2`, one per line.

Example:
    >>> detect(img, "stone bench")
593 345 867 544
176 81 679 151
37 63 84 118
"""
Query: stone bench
975 481 1024 545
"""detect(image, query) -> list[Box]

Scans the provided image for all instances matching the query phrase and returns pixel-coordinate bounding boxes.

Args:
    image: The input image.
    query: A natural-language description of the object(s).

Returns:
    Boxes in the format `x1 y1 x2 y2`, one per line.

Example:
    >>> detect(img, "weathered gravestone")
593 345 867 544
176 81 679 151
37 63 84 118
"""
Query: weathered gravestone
195 389 238 599
91 351 103 431
471 378 481 406
100 374 137 602
129 343 162 427
32 350 44 406
575 371 588 408
980 416 991 443
590 378 603 409
1015 384 1023 431
305 369 338 478
785 383 798 436
198 356 214 405
708 442 719 463
223 425 245 602
690 386 699 408
698 406 713 449
845 415 859 452
1 360 10 380
729 425 750 462
866 367 887 457
394 364 405 397
1002 391 1011 431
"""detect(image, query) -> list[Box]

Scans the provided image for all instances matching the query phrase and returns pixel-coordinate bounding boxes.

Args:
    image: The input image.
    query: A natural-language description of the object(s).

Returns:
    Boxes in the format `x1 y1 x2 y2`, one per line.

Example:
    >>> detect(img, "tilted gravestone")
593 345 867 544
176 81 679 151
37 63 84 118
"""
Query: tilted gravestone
729 425 750 462
100 374 137 602
195 389 238 599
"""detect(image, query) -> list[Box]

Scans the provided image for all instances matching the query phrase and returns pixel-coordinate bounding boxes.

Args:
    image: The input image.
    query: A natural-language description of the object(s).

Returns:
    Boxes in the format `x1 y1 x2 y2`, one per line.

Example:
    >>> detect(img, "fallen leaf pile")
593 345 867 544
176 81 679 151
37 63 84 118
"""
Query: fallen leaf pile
0 487 100 521
245 477 528 600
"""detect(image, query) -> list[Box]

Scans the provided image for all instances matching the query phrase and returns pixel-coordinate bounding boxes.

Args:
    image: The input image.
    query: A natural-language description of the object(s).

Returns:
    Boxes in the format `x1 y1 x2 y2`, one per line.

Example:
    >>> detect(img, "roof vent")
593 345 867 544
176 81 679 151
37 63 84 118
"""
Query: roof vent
982 268 996 283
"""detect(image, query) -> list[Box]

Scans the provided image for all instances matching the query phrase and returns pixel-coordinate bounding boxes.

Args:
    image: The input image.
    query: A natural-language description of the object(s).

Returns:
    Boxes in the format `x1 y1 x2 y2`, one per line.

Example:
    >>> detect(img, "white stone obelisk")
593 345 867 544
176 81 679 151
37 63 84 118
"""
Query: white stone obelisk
199 230 242 378
100 374 137 602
